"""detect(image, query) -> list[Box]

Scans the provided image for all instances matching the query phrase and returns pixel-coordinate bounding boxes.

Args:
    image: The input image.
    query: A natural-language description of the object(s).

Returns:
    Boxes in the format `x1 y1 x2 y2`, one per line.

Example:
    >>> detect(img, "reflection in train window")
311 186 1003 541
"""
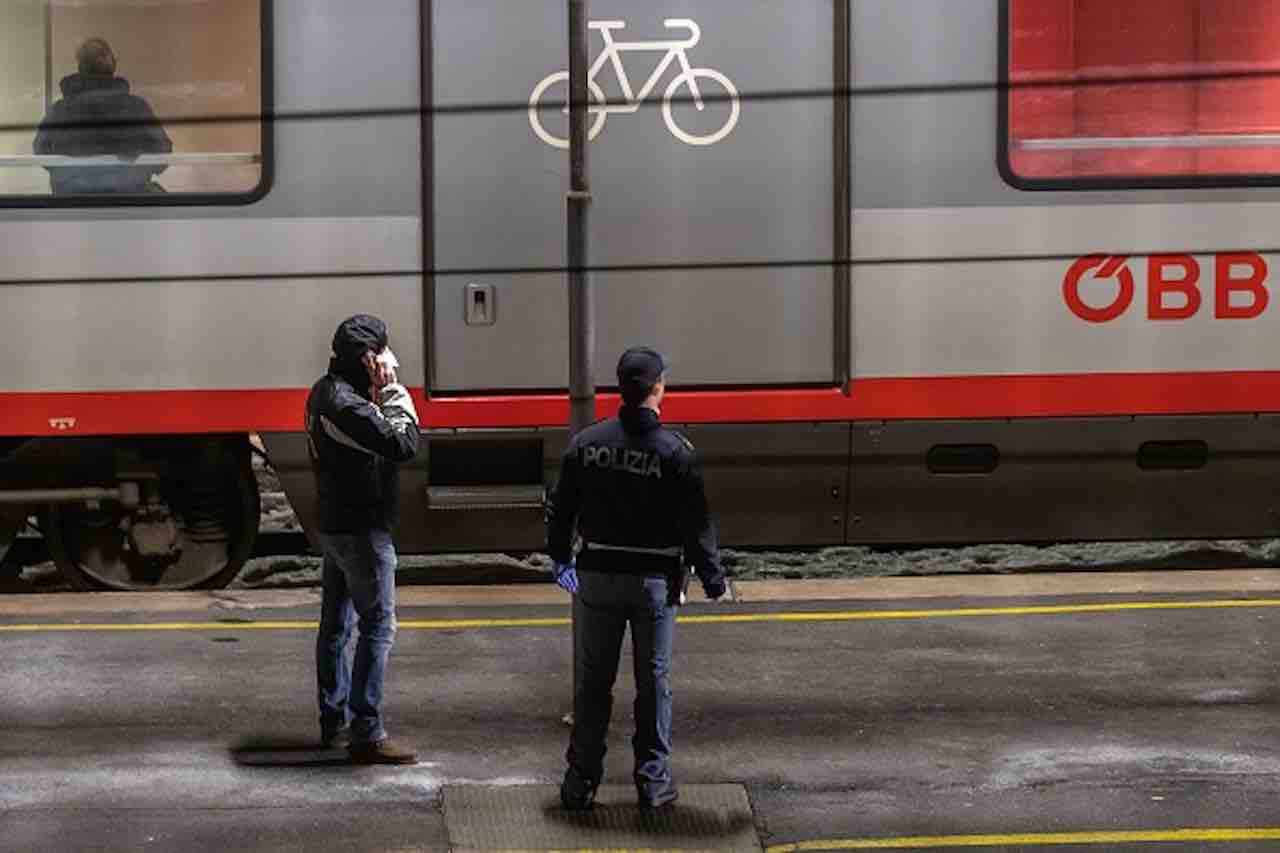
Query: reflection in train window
1004 0 1280 186
0 0 265 202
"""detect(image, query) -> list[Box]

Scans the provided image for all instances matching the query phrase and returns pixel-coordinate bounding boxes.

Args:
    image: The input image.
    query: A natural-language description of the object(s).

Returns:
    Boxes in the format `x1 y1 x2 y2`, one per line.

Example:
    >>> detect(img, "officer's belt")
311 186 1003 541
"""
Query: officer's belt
583 542 681 557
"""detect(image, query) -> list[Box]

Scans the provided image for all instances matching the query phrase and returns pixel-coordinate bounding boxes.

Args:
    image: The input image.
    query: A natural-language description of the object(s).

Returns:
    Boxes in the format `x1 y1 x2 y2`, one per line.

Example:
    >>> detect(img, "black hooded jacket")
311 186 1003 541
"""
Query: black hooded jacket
546 405 724 592
305 317 420 534
34 73 173 194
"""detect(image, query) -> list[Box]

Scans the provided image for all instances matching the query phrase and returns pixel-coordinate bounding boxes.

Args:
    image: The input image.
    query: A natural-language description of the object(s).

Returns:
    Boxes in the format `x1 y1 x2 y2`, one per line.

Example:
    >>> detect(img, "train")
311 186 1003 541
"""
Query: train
5 0 1280 591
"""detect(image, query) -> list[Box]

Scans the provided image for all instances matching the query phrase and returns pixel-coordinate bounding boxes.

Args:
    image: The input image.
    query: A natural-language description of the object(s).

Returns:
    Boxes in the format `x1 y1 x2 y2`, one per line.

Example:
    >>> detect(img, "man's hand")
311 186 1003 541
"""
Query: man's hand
553 560 578 595
363 350 398 397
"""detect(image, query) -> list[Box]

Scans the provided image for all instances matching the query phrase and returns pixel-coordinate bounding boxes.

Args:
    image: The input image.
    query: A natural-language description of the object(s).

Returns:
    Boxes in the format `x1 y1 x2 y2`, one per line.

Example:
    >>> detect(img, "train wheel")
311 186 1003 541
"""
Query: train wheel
46 448 260 591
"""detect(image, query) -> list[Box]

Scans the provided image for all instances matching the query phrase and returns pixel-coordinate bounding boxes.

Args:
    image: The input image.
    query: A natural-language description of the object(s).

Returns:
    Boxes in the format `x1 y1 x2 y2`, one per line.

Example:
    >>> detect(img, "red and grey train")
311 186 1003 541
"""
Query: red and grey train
4 0 1280 591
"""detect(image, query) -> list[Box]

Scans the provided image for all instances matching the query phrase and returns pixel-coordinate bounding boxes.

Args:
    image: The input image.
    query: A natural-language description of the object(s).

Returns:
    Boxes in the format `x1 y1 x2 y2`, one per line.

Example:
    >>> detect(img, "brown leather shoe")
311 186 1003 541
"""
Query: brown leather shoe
348 737 418 765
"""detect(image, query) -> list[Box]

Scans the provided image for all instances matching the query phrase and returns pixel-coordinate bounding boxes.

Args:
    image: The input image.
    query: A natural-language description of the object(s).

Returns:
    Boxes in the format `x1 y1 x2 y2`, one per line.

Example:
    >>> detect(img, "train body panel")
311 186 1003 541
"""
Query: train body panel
0 212 421 393
433 0 835 391
851 253 1280 378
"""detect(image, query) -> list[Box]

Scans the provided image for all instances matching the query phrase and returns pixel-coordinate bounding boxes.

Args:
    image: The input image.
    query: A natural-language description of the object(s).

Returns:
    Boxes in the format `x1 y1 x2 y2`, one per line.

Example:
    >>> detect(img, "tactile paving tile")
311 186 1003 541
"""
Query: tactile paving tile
443 783 761 852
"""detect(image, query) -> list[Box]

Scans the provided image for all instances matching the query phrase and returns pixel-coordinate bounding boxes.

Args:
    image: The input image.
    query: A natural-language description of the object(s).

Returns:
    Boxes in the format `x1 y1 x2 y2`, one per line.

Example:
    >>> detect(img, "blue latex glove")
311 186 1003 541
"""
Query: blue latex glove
553 560 578 594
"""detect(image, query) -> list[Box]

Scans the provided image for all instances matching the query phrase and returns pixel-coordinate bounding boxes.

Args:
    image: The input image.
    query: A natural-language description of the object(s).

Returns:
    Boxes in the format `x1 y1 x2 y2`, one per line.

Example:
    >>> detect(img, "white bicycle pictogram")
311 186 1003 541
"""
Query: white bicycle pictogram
528 18 740 149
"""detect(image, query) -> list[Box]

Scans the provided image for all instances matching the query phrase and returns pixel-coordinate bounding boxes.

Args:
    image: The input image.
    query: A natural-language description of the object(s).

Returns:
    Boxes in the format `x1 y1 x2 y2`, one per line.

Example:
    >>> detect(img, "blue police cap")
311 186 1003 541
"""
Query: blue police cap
617 347 666 404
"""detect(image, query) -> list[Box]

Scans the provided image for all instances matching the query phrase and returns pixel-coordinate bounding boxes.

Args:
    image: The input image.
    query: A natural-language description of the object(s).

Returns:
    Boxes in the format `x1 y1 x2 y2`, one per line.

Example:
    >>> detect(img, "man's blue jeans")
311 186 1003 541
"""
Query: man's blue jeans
316 530 398 745
568 572 676 790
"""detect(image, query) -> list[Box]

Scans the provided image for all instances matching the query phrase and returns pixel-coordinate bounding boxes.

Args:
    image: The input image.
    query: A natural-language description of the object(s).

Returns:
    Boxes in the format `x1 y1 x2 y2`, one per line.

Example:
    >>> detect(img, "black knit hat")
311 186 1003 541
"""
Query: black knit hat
332 314 388 365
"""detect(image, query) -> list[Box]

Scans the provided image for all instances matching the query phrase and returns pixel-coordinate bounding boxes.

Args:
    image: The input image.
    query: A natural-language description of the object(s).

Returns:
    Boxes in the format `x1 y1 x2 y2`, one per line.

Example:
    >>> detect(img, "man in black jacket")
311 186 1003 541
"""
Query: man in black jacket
546 347 727 810
34 38 173 194
307 315 420 764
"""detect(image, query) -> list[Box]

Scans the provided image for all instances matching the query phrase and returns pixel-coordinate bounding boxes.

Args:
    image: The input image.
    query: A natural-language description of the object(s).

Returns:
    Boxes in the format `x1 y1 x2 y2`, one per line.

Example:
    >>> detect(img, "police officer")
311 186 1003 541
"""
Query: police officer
546 347 727 810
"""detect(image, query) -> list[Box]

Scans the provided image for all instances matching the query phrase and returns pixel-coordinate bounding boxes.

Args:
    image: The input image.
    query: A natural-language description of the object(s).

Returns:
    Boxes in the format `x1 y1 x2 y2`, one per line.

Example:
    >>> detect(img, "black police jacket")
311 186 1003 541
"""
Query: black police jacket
305 373 420 534
546 405 724 591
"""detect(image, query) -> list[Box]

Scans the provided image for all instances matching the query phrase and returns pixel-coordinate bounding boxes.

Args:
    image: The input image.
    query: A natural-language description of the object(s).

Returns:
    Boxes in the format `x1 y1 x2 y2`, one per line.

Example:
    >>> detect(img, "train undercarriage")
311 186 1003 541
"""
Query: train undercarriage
0 436 259 590
4 413 1280 592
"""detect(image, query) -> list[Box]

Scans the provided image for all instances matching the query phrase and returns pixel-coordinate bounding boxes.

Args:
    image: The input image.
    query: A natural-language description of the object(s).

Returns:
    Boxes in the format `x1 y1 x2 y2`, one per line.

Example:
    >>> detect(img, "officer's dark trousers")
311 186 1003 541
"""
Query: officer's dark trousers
568 570 676 788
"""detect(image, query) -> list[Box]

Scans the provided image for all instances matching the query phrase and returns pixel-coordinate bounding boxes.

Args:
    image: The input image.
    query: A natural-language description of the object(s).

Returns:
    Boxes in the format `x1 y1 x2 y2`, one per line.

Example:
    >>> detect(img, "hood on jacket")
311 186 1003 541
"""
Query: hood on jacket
60 73 131 98
329 314 389 396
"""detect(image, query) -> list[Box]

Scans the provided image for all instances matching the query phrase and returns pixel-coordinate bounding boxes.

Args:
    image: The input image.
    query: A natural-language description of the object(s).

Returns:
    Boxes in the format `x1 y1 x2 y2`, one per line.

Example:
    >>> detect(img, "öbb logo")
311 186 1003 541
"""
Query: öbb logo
1063 253 1270 323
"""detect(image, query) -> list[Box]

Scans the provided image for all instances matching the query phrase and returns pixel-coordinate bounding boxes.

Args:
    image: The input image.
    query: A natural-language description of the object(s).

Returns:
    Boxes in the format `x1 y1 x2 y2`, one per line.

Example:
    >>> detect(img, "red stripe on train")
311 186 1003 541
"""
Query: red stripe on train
3 371 1279 436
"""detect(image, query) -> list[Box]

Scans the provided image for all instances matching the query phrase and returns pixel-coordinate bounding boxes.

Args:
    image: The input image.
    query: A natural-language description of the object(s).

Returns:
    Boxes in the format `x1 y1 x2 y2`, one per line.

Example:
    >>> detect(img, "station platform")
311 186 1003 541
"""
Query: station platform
3 570 1280 851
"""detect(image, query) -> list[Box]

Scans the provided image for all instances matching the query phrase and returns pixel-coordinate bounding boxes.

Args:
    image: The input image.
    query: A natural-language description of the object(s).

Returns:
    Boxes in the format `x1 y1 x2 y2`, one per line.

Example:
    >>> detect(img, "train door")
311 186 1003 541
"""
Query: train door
427 0 851 547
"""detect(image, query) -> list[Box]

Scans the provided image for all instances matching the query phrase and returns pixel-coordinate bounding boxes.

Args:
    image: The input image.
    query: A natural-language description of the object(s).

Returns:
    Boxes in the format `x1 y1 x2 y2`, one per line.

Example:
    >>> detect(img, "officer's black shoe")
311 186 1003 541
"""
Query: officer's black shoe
636 779 679 809
560 766 598 811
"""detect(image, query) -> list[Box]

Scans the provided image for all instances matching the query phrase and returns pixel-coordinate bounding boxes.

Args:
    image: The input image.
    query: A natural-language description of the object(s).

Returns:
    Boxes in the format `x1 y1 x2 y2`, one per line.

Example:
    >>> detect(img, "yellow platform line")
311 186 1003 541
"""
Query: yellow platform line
766 826 1280 850
1 598 1279 633
766 827 1280 850
678 598 1280 625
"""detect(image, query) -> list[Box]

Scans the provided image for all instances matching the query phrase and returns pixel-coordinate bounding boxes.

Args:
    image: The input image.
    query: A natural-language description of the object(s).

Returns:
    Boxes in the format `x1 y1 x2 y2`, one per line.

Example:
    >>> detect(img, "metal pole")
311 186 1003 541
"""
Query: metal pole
568 0 594 436
422 0 437 395
833 0 852 395
565 0 593 729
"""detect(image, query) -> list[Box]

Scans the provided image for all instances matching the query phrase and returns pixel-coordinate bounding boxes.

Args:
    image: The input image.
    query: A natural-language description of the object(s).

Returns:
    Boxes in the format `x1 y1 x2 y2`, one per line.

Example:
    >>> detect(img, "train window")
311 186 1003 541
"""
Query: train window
1003 0 1280 188
0 0 268 205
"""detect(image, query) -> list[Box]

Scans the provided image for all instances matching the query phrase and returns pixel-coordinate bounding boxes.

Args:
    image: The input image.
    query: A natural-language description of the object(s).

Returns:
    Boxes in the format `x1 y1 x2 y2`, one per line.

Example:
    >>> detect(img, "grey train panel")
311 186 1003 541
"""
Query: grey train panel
849 417 1280 544
0 217 419 283
0 229 423 392
850 0 1280 209
432 274 570 393
263 0 420 218
848 257 1280 378
259 114 421 218
852 0 1007 211
0 275 422 393
432 0 834 392
259 0 421 219
433 268 832 391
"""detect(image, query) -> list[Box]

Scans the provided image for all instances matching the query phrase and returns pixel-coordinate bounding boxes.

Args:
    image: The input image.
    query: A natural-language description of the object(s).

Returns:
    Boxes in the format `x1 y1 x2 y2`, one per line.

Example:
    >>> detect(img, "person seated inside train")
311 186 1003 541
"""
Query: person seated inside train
33 38 173 195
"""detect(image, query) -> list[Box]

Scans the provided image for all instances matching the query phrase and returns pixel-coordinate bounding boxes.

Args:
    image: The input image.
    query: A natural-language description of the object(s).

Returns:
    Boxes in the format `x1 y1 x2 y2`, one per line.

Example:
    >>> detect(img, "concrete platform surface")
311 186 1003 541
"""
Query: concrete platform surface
2 575 1280 851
